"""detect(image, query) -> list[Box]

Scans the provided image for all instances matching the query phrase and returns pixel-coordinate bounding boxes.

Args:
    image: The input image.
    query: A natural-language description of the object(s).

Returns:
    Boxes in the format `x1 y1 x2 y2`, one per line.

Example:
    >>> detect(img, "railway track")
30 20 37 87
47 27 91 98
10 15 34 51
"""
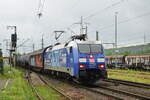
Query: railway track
27 71 73 100
104 78 150 89
98 85 150 100
0 79 10 93
41 75 124 100
40 74 126 100
26 72 45 100
26 69 150 100
80 86 124 100
80 84 150 100
37 73 150 100
38 74 73 100
74 78 150 100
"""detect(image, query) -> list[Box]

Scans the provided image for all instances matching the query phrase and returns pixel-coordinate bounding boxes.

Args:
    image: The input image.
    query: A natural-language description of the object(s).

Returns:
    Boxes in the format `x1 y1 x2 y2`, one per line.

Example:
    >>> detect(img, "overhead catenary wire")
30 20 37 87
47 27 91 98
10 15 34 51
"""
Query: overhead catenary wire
83 0 150 33
83 0 150 34
104 34 150 47
84 0 125 20
34 0 150 49
118 34 150 42
87 10 150 45
37 0 42 12
70 0 81 10
105 33 150 43
17 38 30 48
64 0 125 37
75 12 150 48
37 0 46 18
64 22 80 36
37 0 46 13
96 11 150 31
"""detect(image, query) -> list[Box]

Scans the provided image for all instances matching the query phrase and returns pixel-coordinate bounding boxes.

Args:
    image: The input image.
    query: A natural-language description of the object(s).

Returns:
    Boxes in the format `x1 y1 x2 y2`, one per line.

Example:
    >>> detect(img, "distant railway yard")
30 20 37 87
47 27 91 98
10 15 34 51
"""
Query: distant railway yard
0 65 150 100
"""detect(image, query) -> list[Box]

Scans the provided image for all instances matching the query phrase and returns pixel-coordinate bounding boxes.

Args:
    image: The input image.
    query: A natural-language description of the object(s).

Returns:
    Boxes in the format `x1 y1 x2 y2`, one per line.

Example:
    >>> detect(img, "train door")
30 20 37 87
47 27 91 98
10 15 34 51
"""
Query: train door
67 47 74 75
59 49 67 67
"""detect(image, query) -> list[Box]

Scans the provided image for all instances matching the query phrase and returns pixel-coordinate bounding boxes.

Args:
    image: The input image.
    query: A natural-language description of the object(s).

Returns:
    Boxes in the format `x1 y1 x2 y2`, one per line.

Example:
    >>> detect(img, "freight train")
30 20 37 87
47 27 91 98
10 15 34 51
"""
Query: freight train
16 35 107 84
106 54 150 71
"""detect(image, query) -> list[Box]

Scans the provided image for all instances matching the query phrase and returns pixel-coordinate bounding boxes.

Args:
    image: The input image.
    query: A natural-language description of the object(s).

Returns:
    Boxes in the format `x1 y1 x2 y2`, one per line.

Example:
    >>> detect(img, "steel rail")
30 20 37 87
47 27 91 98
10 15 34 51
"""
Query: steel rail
104 78 150 89
27 72 44 100
38 74 73 100
1 79 10 93
40 76 124 100
98 85 150 100
81 86 124 100
38 74 122 100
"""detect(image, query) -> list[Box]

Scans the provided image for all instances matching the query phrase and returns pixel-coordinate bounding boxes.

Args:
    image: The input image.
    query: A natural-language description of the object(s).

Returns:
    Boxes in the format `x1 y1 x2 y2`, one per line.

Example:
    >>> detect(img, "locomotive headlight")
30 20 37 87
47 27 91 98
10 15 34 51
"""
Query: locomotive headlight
98 64 105 69
79 58 86 62
79 64 86 69
97 58 105 62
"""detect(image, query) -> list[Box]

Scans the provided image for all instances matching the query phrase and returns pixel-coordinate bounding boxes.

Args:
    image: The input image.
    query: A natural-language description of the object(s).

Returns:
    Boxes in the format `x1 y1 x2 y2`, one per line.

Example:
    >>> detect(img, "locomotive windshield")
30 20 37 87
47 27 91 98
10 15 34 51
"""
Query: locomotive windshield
78 44 103 53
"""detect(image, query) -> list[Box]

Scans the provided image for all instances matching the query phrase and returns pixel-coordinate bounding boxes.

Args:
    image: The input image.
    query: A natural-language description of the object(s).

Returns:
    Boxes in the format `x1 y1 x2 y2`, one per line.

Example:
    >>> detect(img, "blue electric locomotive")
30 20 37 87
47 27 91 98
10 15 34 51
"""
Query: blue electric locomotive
16 34 107 84
44 40 107 84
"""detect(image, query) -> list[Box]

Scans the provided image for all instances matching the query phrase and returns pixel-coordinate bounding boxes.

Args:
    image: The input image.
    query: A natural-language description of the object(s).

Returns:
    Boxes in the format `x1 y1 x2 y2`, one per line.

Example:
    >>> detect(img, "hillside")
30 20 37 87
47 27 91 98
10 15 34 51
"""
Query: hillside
104 43 150 56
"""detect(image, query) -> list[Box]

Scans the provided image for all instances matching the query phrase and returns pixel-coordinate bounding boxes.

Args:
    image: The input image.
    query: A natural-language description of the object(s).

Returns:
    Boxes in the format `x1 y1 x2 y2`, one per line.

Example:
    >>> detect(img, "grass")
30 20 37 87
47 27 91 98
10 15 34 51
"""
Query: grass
0 65 37 100
0 65 65 100
107 69 150 84
36 86 64 100
0 65 14 79
107 69 150 74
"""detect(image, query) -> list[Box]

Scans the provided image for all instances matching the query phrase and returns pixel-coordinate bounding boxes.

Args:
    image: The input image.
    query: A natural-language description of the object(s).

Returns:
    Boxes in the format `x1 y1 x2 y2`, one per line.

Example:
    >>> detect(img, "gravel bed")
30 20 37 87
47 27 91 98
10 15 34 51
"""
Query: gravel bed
29 72 150 100
92 87 137 100
43 76 119 100
28 72 68 100
30 72 45 86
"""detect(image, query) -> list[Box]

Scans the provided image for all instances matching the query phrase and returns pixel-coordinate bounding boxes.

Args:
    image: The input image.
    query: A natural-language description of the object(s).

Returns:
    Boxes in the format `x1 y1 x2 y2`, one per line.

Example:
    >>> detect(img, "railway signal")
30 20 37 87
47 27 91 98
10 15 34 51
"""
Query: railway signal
0 49 4 74
11 34 17 48
7 25 17 67
7 26 17 50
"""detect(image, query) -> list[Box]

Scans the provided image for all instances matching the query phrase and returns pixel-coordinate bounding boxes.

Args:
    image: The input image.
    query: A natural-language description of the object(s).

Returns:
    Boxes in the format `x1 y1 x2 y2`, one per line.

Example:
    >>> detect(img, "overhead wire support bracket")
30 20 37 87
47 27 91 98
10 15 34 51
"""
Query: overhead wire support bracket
54 31 65 40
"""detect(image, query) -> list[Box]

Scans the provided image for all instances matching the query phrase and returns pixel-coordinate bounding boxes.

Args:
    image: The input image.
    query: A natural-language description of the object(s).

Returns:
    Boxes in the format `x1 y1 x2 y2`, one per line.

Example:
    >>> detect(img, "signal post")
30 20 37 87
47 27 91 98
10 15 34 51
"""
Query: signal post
0 49 3 74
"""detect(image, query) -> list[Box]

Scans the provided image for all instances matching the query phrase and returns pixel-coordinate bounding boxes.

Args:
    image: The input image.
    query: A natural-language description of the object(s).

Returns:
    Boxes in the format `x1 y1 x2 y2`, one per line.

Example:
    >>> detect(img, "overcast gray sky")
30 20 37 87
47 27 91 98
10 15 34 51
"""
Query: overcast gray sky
0 0 150 55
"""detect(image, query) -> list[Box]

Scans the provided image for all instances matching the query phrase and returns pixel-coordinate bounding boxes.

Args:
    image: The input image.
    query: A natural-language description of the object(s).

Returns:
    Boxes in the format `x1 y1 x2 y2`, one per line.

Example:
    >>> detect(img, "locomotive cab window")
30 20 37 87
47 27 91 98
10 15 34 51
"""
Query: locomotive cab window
78 44 103 53
91 44 103 53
